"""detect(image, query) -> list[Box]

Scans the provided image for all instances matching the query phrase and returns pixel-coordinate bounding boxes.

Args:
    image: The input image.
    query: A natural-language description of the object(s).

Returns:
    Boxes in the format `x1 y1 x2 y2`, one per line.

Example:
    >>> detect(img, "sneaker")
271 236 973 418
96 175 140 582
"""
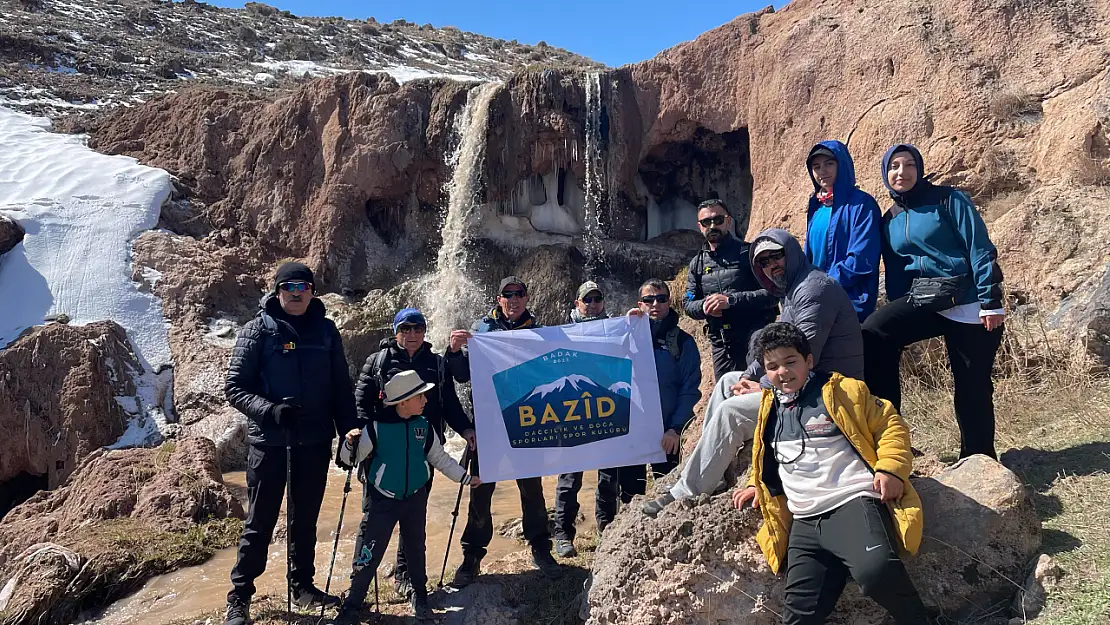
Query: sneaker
531 548 562 577
223 595 249 625
292 584 341 609
554 538 578 558
393 575 414 600
642 492 676 518
411 593 432 621
452 555 482 587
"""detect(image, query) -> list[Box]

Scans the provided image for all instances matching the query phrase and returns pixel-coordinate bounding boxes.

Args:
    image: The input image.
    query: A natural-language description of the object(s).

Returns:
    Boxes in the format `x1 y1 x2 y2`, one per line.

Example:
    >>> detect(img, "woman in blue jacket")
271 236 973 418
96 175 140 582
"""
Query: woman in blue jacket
862 144 1005 459
805 140 882 322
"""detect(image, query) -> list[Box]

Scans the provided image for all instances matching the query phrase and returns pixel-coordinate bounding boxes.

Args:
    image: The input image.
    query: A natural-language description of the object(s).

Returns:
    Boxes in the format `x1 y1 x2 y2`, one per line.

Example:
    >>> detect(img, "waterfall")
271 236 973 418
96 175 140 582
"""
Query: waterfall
582 71 606 277
425 82 500 349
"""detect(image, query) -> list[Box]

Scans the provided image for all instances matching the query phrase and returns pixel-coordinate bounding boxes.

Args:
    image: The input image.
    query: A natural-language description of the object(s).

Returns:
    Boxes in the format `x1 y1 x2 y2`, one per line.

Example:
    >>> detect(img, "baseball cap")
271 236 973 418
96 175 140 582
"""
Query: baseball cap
499 276 527 293
577 280 603 300
752 239 785 259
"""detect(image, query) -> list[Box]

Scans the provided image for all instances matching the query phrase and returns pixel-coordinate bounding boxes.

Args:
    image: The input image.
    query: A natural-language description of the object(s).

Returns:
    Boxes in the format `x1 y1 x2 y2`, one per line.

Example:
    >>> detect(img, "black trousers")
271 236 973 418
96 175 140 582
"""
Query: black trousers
228 442 331 601
783 496 927 625
862 296 1004 459
393 474 433 583
460 451 550 558
615 454 679 503
711 340 746 381
552 468 620 540
345 487 429 610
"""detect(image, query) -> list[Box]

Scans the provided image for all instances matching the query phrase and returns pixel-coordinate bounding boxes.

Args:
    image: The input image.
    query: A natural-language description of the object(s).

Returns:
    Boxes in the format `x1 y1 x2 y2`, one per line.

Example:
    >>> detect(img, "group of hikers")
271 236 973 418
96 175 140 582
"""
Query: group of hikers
220 140 1005 625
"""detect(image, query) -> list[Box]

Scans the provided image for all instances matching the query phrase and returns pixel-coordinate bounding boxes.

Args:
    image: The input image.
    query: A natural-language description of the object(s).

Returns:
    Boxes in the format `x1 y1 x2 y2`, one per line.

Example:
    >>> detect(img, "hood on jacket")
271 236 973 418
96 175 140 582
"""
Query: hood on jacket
260 292 327 324
807 140 858 204
880 143 928 202
749 228 811 297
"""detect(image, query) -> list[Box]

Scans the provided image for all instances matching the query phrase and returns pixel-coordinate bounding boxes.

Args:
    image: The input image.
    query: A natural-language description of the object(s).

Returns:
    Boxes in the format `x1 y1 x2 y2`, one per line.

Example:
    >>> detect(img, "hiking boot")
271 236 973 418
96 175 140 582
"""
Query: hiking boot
452 554 482 587
393 574 414 600
554 538 578 558
292 584 341 609
531 548 562 577
411 593 432 621
642 492 675 518
223 595 249 625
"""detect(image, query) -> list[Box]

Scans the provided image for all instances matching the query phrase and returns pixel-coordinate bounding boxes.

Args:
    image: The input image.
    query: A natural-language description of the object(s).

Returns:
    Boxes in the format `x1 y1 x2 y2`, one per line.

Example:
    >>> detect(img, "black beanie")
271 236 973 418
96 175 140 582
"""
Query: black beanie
274 262 315 290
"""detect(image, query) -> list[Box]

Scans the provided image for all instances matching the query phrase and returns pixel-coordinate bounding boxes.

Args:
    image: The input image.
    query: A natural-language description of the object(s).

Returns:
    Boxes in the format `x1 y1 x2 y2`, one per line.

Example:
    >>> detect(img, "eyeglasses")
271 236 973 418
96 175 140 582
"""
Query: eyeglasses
279 281 311 293
755 250 786 268
640 294 670 304
581 295 604 304
698 215 726 228
501 290 526 299
398 324 426 334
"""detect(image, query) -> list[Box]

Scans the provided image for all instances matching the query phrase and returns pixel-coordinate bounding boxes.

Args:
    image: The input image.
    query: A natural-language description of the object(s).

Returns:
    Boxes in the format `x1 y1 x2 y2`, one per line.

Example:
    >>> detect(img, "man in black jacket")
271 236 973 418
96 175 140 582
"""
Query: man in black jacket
222 262 357 625
684 199 778 379
354 306 475 598
443 276 561 585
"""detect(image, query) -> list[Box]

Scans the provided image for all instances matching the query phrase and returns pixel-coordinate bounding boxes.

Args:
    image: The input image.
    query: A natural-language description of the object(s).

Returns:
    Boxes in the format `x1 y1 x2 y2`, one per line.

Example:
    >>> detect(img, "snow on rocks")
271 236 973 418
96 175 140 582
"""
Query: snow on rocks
0 106 172 368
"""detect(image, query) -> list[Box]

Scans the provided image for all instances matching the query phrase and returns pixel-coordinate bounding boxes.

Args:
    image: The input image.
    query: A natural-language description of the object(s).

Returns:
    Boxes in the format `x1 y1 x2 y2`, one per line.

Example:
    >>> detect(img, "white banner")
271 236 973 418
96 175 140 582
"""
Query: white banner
467 315 666 483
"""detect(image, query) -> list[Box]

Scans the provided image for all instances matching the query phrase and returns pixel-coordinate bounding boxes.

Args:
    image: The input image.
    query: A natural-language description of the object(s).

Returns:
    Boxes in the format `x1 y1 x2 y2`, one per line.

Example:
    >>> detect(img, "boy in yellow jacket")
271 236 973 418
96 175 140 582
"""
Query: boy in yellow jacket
733 322 927 624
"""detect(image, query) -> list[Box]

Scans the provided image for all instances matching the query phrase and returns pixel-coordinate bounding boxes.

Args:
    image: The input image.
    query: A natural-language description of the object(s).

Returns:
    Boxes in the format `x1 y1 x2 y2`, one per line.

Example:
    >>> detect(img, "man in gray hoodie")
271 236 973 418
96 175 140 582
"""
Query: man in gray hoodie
643 228 863 516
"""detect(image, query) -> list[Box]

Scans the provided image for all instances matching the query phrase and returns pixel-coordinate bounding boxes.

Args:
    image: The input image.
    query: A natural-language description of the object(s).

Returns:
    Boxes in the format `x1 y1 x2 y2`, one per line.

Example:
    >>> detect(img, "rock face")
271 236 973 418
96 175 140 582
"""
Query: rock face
0 321 141 517
0 437 243 624
586 455 1040 624
0 215 23 257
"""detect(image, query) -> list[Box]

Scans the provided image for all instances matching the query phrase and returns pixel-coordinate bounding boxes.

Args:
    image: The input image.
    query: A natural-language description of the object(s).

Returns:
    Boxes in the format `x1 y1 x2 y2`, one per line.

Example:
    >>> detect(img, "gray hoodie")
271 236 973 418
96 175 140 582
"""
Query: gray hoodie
743 229 865 381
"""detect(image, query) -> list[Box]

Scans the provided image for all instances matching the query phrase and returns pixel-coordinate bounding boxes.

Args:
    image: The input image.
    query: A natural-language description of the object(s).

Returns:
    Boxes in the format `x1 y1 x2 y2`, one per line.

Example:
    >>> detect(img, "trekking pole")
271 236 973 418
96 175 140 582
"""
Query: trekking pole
374 572 380 616
320 463 355 618
282 398 296 624
438 447 471 588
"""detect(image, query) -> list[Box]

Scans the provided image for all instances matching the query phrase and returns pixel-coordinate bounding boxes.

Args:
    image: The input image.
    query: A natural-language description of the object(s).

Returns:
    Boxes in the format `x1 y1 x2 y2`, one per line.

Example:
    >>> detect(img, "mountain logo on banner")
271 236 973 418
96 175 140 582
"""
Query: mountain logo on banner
492 349 632 449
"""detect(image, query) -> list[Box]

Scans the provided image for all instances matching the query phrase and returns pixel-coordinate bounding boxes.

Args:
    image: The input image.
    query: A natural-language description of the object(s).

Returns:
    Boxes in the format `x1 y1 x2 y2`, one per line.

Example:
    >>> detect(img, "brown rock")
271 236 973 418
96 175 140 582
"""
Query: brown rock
0 322 139 503
587 455 1040 624
0 214 24 257
0 437 242 623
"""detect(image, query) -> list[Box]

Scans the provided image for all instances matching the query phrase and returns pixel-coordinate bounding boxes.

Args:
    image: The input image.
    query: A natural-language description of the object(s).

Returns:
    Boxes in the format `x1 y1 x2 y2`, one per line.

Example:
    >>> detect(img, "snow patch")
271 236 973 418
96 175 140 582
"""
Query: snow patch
252 60 350 78
377 65 482 83
203 317 240 349
0 106 173 370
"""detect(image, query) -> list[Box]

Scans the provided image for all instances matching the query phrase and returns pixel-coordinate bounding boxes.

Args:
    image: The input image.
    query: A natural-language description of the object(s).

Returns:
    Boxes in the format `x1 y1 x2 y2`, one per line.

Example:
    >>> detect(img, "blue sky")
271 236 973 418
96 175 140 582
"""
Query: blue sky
205 1 776 67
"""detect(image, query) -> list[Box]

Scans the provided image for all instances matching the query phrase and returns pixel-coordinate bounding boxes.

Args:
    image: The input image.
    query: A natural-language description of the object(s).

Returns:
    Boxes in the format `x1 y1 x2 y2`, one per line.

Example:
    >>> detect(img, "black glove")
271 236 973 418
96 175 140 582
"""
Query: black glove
271 403 299 427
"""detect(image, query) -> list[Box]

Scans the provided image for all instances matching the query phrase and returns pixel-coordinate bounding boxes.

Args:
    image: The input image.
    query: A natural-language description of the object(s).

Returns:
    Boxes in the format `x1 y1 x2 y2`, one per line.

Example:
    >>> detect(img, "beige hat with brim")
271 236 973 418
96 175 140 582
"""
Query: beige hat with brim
383 370 436 406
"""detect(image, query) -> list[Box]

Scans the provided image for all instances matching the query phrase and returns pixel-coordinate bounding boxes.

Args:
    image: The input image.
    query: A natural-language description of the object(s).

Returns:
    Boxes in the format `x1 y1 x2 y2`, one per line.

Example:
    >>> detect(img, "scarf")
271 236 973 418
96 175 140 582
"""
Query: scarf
772 371 816 406
815 189 834 207
570 308 608 324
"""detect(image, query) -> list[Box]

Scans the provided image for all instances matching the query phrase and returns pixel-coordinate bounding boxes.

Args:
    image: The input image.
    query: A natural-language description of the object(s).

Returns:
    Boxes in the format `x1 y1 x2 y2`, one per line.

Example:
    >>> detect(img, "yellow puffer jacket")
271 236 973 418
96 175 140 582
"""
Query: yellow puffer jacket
747 373 923 574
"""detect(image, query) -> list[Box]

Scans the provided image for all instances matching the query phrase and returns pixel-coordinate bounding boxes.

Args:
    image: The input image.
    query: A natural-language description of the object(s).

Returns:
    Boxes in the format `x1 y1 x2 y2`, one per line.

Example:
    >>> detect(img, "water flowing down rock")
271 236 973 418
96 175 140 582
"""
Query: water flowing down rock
586 455 1040 624
0 437 243 625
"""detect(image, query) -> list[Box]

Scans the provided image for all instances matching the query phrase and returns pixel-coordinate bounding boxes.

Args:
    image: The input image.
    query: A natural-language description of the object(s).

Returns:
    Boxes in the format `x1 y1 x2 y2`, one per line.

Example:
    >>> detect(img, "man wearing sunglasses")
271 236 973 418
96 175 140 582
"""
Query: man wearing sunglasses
444 276 561 584
552 281 616 558
684 199 778 380
644 230 863 518
223 262 358 625
353 307 475 599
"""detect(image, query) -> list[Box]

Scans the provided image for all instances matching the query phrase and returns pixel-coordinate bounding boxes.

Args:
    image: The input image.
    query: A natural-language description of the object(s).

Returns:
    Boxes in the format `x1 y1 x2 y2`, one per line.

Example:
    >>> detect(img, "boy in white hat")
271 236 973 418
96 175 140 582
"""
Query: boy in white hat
335 370 479 623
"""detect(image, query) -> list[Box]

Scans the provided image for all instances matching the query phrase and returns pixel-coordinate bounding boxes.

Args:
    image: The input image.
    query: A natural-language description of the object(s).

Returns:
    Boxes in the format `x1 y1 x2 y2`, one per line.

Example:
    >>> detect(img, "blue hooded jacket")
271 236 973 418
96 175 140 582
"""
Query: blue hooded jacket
805 140 882 321
879 144 1004 311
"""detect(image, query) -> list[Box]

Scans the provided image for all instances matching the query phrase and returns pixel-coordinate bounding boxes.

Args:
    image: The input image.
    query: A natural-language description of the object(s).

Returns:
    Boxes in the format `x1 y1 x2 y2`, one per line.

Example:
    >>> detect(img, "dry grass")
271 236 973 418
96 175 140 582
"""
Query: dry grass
901 312 1110 624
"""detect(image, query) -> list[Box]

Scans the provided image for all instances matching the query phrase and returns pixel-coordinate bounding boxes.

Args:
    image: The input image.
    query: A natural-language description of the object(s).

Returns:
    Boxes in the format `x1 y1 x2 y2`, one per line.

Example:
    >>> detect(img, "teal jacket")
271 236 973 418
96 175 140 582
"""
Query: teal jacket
339 408 471 500
880 144 1004 310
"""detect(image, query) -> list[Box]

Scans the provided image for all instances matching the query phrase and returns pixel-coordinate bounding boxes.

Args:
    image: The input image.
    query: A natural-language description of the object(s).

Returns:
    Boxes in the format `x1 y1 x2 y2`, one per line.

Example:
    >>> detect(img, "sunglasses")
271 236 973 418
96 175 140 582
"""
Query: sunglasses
755 250 786 268
640 294 670 304
398 324 426 334
500 290 526 299
279 281 311 293
581 295 604 304
698 215 726 228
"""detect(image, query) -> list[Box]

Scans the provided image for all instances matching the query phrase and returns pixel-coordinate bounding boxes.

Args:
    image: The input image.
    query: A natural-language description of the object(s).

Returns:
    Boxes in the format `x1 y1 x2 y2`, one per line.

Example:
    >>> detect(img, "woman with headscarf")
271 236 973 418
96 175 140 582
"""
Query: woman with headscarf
862 144 1005 460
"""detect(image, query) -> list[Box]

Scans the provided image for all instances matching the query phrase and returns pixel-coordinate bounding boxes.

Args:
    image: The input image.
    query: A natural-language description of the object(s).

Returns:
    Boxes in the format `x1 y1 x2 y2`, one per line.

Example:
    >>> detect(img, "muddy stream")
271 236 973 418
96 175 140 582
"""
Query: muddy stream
81 449 598 624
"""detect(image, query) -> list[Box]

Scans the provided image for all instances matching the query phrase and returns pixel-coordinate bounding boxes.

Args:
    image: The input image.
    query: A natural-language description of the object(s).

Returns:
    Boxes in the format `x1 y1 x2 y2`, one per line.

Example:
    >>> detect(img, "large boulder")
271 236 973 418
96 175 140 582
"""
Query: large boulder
0 215 23 257
0 437 243 624
0 321 141 511
586 455 1040 624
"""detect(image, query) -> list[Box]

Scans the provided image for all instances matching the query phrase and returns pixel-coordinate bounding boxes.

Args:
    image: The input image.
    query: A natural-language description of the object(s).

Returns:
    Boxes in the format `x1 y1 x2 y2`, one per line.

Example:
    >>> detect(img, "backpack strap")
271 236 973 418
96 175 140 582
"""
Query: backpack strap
938 190 973 268
370 348 390 402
